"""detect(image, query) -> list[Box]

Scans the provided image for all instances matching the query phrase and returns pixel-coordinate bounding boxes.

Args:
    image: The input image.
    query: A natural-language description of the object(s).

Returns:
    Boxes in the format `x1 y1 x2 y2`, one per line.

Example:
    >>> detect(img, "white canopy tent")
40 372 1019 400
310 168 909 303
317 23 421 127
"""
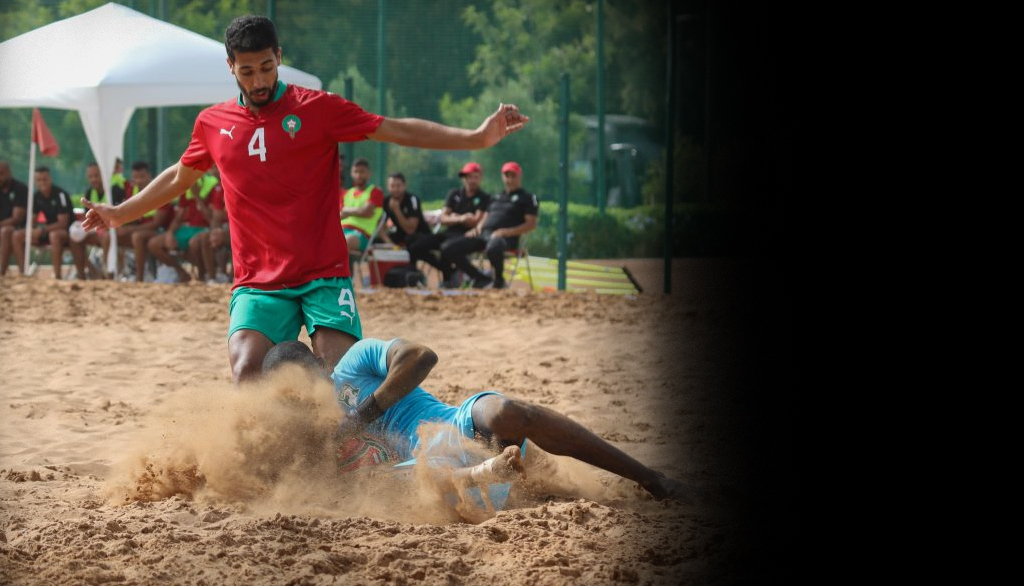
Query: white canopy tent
0 2 321 273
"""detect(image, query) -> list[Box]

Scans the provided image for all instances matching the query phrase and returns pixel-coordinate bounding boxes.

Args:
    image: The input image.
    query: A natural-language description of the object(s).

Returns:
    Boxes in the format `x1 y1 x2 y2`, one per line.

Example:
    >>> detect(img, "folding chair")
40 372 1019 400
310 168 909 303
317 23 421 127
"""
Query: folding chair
473 231 534 289
503 232 533 289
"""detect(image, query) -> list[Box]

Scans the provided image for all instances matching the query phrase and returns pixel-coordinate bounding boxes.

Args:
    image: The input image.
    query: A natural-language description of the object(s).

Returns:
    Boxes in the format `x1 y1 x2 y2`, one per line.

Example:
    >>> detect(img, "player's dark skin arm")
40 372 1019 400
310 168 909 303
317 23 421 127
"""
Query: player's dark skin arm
338 339 438 437
440 207 484 228
341 201 379 219
49 214 69 234
375 339 438 409
81 162 205 230
0 207 25 228
389 201 419 235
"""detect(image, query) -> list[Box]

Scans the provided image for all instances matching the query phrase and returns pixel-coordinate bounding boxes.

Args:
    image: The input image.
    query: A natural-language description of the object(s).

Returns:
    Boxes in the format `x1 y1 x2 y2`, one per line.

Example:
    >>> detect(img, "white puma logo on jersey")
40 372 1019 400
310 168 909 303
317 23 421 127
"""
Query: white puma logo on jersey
220 126 235 139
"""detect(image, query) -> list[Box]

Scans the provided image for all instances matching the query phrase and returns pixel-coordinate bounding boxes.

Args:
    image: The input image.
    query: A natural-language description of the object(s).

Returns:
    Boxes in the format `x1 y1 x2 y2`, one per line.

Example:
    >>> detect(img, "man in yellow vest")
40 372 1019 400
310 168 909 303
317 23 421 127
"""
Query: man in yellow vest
121 161 174 282
339 157 384 262
71 162 127 278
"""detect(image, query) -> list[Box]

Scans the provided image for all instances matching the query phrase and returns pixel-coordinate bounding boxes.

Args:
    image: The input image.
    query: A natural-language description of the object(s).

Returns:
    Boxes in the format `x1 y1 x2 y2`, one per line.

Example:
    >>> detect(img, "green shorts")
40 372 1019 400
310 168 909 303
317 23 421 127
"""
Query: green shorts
343 228 369 251
228 277 362 344
175 225 207 251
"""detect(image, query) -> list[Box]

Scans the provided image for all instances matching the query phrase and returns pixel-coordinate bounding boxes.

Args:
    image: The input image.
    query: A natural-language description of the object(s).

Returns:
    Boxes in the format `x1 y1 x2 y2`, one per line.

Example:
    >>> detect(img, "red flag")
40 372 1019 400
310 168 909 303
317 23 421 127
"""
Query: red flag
32 108 60 157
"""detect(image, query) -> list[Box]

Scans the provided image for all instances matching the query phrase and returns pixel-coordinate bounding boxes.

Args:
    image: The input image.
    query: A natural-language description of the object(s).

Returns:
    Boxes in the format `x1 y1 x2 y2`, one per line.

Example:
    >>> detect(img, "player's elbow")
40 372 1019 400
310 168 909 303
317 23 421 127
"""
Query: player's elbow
411 344 439 374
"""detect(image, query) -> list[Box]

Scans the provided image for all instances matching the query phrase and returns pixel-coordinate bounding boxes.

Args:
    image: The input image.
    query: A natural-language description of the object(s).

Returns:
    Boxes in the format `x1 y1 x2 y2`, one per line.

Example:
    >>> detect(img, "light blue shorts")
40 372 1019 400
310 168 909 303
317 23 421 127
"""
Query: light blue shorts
393 391 521 511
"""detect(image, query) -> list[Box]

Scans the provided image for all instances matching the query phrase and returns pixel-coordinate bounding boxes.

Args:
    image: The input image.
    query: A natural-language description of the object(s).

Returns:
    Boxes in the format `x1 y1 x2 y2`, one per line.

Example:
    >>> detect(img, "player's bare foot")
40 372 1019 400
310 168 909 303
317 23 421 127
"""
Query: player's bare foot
457 445 523 486
643 472 706 503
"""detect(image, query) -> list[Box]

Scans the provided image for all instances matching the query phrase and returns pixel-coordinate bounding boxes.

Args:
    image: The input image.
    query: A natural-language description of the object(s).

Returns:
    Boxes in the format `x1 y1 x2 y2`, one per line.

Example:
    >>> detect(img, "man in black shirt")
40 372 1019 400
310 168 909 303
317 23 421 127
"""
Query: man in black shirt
382 173 430 246
10 166 86 279
0 161 29 276
408 162 492 287
378 173 435 285
441 161 538 289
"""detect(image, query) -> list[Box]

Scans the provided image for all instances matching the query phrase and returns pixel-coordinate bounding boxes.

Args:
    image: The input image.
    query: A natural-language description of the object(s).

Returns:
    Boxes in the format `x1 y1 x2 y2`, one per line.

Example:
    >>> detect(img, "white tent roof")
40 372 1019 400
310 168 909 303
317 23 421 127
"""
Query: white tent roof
0 2 321 197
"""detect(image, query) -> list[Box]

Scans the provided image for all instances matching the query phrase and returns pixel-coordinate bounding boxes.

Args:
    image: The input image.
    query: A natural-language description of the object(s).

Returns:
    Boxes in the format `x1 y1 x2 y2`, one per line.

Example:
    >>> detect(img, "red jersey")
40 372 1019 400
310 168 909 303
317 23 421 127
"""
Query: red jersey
180 82 384 289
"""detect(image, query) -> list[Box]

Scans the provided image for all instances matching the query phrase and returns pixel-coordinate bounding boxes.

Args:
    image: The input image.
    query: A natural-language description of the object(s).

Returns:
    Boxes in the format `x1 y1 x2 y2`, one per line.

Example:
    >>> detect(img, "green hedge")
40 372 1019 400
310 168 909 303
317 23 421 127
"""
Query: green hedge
420 200 751 258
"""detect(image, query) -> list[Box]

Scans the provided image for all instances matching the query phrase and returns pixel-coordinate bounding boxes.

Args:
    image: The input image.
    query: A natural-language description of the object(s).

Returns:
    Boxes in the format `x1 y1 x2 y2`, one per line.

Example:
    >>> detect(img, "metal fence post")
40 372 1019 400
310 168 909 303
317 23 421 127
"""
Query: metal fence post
558 73 570 292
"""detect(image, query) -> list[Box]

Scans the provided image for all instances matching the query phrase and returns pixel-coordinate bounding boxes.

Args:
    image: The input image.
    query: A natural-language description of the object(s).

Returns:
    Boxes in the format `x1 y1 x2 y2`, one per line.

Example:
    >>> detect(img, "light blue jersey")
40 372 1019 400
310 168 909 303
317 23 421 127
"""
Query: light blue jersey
331 338 513 511
331 338 491 461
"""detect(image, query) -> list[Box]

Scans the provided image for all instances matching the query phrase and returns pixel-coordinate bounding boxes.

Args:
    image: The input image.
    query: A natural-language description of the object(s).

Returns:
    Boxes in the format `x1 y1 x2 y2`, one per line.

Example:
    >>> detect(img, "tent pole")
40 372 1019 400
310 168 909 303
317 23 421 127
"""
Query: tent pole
23 142 36 277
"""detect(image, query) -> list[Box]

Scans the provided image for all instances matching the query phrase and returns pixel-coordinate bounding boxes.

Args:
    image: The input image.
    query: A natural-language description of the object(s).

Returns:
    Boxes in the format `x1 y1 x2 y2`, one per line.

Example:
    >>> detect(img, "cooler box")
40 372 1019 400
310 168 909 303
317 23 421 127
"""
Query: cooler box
367 246 410 286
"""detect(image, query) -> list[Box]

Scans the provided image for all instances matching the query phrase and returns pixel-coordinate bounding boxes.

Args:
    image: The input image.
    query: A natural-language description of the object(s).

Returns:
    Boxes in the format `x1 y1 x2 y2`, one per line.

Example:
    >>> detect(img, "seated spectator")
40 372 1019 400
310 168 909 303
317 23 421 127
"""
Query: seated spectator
71 162 125 279
340 157 384 262
193 167 232 284
72 161 126 209
0 161 29 276
410 162 491 288
111 158 127 193
10 166 85 280
381 171 432 249
123 162 174 282
146 177 213 283
440 162 538 289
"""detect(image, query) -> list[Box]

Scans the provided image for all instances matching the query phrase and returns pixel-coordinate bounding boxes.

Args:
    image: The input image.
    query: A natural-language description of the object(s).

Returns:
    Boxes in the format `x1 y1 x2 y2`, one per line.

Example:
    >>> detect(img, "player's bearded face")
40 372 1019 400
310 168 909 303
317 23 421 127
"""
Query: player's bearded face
230 49 281 108
238 73 279 108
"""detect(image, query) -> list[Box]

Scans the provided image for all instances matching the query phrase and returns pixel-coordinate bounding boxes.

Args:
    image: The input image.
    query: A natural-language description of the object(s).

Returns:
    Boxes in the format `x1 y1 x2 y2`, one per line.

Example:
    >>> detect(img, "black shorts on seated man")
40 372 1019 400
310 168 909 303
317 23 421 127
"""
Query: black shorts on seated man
440 161 538 289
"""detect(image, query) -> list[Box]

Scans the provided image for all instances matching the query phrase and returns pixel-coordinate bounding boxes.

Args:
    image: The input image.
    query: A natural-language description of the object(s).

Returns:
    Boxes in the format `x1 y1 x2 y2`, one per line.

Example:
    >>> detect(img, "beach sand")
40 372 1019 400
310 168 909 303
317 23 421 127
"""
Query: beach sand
0 258 758 585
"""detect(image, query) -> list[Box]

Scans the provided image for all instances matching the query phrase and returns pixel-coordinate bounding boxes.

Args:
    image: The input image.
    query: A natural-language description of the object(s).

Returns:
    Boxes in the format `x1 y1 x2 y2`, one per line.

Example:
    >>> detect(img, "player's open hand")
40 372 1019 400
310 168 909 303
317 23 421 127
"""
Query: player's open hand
479 103 529 148
81 199 121 230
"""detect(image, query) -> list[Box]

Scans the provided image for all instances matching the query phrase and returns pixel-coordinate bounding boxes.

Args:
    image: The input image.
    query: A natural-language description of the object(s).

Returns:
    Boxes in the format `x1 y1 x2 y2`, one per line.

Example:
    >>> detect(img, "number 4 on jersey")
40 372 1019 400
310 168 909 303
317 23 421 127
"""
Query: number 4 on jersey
338 288 356 322
248 127 266 161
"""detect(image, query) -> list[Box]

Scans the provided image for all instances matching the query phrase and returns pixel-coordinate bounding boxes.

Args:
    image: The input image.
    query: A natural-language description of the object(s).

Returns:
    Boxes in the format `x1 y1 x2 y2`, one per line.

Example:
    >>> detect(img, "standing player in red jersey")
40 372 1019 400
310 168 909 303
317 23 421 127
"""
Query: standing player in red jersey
82 15 529 384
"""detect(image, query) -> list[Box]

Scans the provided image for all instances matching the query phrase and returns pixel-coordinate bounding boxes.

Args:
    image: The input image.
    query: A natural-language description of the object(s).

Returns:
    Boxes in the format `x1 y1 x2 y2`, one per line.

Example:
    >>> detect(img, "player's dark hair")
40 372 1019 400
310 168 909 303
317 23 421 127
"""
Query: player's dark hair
87 161 98 168
388 172 406 183
262 341 324 375
130 161 151 172
225 15 280 62
353 157 370 169
34 166 50 173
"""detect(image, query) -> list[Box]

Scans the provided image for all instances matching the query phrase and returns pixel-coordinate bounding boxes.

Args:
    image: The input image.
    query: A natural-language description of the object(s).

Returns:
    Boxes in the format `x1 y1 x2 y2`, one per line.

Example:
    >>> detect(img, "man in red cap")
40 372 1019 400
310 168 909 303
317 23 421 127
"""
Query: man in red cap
407 161 492 287
441 161 538 289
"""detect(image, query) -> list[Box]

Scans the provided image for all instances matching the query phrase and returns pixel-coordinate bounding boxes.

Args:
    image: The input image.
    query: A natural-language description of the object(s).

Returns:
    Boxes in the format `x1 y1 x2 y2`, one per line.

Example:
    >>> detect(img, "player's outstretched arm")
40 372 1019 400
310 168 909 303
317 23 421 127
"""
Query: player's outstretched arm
81 163 205 230
368 103 529 151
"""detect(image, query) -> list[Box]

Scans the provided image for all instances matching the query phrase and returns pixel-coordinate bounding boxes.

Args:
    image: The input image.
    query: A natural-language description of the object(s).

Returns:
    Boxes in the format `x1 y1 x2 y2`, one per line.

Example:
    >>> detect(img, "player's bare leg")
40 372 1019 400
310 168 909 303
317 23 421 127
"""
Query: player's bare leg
107 224 138 277
0 226 14 276
470 395 696 501
69 237 88 280
187 233 207 281
132 228 157 282
10 228 34 275
229 328 275 384
196 232 216 282
310 327 358 379
147 232 191 283
49 229 69 280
